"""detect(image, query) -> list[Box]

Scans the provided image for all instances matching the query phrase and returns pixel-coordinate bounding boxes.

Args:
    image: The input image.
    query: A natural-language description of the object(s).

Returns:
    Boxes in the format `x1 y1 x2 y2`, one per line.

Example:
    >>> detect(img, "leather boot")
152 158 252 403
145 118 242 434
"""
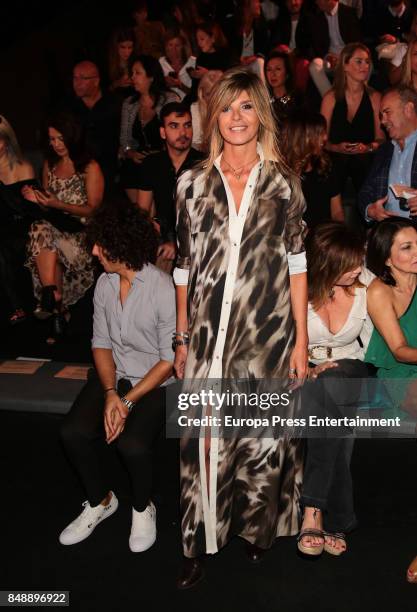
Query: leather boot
176 556 205 589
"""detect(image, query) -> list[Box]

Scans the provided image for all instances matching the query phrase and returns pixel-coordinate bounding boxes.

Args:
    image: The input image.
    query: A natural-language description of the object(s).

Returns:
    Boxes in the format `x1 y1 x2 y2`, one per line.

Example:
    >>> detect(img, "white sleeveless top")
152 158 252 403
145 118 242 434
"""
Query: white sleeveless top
307 268 374 364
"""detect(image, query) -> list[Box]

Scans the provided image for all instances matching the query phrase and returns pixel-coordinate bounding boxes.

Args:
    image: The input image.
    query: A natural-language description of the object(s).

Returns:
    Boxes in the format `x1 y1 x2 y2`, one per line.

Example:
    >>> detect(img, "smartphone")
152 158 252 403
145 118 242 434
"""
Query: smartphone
33 183 48 196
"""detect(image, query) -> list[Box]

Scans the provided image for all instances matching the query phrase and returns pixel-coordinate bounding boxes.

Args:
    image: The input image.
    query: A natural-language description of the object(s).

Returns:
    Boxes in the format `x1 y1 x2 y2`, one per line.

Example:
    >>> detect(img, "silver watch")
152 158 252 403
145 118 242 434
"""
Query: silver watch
120 396 135 412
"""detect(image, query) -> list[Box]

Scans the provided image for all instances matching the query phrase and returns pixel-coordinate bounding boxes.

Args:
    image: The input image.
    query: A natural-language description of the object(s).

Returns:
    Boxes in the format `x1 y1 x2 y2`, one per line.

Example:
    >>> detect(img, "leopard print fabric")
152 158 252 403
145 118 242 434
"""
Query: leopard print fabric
26 169 94 308
176 160 307 557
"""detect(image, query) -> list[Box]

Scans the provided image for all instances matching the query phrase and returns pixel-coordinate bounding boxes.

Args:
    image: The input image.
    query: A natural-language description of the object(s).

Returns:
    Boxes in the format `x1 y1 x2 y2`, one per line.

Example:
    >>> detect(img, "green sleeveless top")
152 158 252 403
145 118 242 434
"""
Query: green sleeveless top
365 286 417 384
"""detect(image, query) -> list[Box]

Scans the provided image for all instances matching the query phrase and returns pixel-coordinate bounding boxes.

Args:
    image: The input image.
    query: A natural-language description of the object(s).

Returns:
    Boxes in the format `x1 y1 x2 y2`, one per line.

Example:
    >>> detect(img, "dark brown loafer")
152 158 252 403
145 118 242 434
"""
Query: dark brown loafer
176 557 205 590
245 542 267 563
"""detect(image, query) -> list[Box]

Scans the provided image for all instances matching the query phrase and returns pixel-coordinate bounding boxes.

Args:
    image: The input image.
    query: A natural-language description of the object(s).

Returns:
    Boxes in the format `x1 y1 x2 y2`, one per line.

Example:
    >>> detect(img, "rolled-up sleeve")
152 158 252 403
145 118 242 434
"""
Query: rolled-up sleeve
156 275 176 363
284 175 307 256
287 251 307 275
92 274 112 350
174 171 192 286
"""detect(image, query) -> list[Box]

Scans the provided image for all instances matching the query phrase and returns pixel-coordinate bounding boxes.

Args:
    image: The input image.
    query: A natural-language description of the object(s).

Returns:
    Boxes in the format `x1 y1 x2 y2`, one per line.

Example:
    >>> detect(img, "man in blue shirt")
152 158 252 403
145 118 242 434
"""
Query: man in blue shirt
358 86 417 222
59 201 175 553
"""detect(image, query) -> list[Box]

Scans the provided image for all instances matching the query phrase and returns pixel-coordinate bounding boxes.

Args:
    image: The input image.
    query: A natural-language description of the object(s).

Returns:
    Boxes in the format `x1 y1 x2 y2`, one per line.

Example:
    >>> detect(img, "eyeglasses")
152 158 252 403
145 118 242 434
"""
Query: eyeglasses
73 75 98 80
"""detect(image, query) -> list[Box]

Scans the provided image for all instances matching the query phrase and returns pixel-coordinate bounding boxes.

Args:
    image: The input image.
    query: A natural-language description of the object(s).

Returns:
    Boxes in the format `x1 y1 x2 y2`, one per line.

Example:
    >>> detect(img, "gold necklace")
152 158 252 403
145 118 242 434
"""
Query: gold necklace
222 155 259 180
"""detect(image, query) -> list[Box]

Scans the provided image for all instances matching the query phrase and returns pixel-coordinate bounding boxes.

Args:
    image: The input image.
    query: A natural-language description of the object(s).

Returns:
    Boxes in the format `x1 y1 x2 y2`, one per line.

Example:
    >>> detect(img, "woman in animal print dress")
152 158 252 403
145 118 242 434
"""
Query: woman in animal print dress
173 67 308 589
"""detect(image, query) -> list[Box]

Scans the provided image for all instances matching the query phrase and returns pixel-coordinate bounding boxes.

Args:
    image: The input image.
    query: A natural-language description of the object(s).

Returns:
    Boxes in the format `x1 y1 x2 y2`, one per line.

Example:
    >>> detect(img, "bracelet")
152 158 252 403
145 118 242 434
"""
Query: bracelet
104 387 116 395
173 331 189 338
120 396 135 412
173 338 189 348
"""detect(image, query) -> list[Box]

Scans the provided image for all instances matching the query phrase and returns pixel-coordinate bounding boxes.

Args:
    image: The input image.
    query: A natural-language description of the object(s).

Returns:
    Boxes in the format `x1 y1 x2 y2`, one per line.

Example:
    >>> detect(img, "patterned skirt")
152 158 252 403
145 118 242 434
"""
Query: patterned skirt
25 220 94 308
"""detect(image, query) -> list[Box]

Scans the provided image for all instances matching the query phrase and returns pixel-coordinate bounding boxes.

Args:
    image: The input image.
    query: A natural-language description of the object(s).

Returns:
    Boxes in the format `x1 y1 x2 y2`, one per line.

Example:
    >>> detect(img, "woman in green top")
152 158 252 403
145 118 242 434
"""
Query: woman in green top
365 217 417 584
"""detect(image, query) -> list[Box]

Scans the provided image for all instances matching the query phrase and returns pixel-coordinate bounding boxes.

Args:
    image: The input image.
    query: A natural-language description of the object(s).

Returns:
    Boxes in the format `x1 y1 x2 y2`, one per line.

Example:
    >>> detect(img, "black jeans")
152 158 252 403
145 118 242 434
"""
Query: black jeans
60 371 165 512
300 359 369 533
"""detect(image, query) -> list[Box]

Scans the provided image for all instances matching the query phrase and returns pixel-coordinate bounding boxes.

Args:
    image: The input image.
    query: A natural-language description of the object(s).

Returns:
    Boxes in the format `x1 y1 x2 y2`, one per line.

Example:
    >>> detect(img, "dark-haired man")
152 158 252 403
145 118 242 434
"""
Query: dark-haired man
137 102 204 271
59 203 175 553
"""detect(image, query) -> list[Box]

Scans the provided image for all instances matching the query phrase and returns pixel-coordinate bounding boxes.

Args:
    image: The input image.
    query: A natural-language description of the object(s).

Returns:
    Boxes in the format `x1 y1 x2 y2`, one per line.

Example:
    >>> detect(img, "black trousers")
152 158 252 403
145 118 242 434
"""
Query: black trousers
331 152 374 195
300 359 369 533
60 371 165 512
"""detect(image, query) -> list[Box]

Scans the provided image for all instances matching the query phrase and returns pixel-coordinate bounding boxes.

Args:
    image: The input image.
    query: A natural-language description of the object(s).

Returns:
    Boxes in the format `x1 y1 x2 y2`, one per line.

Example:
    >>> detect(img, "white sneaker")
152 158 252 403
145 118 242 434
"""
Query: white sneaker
129 502 156 552
59 491 118 545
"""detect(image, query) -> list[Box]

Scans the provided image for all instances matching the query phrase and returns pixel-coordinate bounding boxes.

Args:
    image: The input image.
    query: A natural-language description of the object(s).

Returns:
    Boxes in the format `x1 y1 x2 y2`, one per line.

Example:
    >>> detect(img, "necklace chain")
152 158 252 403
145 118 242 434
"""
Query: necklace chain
222 155 259 180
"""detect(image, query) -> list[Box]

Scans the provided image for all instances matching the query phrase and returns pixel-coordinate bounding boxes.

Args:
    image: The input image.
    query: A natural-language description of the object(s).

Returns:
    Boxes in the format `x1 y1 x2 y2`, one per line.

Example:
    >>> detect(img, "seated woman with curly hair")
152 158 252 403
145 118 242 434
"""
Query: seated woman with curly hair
23 112 104 340
59 199 175 553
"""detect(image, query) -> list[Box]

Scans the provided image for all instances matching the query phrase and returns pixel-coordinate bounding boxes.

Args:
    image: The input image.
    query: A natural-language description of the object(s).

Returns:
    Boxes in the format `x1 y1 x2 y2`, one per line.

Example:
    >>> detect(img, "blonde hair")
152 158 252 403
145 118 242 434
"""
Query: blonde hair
203 67 286 173
0 115 23 169
400 36 417 88
333 43 371 100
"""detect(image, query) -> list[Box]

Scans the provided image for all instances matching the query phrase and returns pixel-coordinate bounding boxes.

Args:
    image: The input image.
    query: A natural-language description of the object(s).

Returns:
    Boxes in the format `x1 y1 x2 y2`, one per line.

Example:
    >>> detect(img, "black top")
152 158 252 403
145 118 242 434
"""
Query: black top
376 5 412 40
0 178 41 228
272 92 303 127
301 164 340 229
329 90 375 145
63 93 121 182
191 50 233 101
139 147 204 242
131 114 163 153
196 50 231 72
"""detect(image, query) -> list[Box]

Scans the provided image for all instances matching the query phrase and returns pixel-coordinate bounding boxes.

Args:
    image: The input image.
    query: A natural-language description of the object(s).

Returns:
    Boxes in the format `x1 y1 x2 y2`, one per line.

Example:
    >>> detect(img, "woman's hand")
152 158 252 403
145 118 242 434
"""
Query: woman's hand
21 185 60 207
165 75 182 89
30 190 61 209
308 361 339 380
126 149 146 164
380 34 397 45
174 345 188 379
21 185 42 203
324 53 339 70
189 66 208 79
289 343 308 386
157 241 176 260
240 55 257 66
